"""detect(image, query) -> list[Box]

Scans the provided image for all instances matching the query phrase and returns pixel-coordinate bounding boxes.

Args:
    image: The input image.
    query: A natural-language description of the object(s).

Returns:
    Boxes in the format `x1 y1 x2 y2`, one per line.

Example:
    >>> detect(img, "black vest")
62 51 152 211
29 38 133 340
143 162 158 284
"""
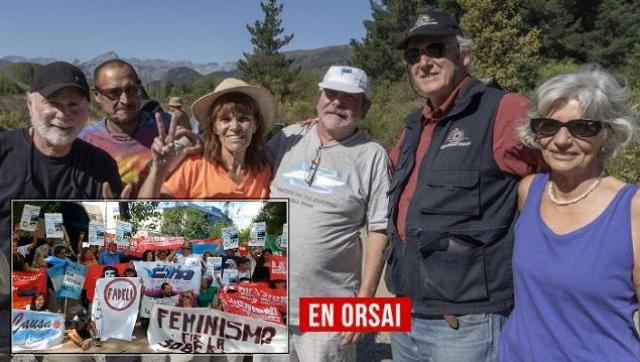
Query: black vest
386 78 519 315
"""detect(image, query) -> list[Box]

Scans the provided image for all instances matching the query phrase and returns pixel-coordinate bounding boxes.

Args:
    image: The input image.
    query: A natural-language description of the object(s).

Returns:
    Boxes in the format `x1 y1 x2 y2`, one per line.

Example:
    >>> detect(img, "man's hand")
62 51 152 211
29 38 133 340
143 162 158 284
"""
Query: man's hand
152 112 179 172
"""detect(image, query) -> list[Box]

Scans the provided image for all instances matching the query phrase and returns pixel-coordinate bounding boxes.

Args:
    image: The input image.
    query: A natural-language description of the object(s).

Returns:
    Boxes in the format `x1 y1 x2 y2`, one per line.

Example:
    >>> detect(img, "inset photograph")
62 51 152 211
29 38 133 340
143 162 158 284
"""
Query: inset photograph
11 199 288 354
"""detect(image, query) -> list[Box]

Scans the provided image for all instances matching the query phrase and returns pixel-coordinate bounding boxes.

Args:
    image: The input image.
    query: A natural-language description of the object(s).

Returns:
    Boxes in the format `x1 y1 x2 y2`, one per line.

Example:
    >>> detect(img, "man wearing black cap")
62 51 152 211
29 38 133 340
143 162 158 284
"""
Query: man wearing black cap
0 61 126 353
385 10 543 361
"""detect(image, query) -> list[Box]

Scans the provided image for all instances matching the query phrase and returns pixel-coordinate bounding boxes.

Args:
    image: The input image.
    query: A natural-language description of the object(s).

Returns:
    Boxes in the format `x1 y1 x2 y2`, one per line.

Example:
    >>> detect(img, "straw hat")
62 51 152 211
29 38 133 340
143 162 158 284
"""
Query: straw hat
191 78 277 135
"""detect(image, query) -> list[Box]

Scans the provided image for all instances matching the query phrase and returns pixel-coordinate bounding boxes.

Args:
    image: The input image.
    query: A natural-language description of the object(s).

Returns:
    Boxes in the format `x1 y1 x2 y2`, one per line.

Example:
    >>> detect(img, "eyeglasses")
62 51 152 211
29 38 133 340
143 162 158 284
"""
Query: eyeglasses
95 83 142 101
305 148 321 186
403 42 457 64
530 118 605 138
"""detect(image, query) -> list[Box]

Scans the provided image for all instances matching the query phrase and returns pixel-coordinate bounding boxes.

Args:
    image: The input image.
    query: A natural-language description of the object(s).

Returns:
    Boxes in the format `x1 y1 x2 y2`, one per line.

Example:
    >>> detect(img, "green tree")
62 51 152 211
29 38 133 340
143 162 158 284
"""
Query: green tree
237 0 300 101
161 207 212 239
210 219 234 239
459 0 541 91
126 202 160 234
253 201 287 235
0 76 23 95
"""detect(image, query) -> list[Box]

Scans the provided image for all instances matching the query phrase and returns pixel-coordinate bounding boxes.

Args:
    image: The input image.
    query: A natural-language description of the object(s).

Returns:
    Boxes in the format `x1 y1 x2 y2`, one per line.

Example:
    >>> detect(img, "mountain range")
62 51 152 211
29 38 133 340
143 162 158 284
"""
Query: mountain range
0 45 353 84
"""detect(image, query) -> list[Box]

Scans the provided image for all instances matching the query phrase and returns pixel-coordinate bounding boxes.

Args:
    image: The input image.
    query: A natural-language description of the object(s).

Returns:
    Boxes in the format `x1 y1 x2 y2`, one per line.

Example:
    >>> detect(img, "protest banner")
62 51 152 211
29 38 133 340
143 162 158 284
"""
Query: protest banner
19 204 41 232
84 263 130 301
134 261 202 317
278 223 288 249
205 257 222 279
92 277 141 341
269 255 287 281
265 235 282 253
218 291 283 324
59 262 87 300
12 269 47 309
129 236 184 258
191 238 222 255
12 310 65 351
116 221 132 247
140 295 180 318
44 213 63 239
47 264 65 299
225 284 287 313
222 227 239 250
88 221 106 246
249 222 266 247
147 305 287 353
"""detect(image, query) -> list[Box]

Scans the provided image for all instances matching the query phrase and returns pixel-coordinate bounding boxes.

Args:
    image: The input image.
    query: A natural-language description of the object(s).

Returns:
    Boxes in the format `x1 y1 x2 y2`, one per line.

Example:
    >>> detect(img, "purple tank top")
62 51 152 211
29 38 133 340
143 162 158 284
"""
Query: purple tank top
499 173 640 361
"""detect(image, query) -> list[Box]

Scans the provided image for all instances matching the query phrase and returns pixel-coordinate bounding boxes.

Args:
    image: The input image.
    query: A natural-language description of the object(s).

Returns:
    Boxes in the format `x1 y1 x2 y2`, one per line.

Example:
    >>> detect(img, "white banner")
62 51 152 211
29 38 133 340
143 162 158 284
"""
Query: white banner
249 222 266 247
89 221 106 246
44 213 63 239
12 309 65 351
140 295 180 318
19 204 41 232
134 262 202 317
222 227 239 250
147 305 287 353
92 277 141 341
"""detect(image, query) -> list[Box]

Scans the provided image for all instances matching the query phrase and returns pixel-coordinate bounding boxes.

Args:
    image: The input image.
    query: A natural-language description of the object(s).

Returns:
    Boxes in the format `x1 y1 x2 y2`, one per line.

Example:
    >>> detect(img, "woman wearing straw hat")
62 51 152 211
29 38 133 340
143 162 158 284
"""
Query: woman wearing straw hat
139 78 275 198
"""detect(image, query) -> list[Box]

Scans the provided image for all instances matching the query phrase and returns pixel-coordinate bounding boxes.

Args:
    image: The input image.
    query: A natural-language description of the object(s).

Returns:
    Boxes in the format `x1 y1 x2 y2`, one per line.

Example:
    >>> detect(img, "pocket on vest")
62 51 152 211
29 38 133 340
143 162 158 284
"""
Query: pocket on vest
383 244 403 295
419 169 480 215
419 247 488 303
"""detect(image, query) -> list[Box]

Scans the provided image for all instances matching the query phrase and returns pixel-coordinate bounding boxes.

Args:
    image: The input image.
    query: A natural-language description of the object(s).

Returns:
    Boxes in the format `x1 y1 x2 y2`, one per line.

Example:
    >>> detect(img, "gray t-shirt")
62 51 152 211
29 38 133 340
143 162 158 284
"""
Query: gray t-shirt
269 123 390 325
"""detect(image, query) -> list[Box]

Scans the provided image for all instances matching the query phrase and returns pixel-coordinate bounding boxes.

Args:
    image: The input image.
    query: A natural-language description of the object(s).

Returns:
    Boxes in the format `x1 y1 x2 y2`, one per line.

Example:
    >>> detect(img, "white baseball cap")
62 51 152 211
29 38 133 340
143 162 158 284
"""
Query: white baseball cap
318 66 371 100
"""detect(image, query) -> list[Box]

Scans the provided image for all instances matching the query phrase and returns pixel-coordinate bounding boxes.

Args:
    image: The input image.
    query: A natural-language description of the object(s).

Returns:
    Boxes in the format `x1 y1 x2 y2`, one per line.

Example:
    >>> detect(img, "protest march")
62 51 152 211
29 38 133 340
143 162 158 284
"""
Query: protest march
11 201 288 354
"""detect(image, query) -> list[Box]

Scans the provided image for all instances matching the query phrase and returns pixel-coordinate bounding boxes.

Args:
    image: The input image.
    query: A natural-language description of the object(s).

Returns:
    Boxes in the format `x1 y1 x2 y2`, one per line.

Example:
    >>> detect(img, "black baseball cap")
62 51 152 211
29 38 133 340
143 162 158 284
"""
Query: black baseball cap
30 61 90 100
397 10 463 49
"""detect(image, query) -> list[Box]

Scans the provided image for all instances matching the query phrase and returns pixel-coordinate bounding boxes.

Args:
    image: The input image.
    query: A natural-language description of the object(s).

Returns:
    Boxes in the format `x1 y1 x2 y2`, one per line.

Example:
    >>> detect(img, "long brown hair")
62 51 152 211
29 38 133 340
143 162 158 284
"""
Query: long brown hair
202 93 268 171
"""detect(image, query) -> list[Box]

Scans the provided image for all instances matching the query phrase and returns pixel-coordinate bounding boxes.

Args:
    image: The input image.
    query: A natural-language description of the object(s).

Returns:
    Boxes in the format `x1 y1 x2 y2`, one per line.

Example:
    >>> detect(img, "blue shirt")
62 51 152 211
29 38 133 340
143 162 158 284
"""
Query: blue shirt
98 251 125 265
46 255 70 267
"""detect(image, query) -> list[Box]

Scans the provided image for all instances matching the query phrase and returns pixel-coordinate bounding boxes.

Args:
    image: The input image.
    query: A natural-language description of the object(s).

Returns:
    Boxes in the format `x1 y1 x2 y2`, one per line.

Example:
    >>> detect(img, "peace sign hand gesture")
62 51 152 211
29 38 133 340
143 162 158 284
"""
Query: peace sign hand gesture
152 112 179 173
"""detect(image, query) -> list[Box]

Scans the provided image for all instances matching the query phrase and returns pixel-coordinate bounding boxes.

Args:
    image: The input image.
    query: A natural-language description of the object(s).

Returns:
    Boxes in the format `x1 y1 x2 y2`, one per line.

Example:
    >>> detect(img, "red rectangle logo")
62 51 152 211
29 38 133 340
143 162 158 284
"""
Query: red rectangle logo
299 297 412 332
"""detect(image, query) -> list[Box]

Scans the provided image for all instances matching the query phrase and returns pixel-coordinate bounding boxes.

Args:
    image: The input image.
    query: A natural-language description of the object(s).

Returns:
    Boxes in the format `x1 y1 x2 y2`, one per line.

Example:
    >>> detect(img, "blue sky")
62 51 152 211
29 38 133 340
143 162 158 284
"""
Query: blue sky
0 0 372 64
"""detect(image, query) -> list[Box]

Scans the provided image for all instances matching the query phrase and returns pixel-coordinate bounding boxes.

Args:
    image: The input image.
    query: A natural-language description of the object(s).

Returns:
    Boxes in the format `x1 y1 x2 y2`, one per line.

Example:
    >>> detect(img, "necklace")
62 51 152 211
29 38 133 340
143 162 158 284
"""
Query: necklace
547 171 605 206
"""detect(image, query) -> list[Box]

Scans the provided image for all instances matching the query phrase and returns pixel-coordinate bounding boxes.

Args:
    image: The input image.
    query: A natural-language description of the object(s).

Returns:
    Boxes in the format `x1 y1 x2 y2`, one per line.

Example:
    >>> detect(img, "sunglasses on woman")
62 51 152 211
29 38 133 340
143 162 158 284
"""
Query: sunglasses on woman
530 118 605 138
403 42 457 64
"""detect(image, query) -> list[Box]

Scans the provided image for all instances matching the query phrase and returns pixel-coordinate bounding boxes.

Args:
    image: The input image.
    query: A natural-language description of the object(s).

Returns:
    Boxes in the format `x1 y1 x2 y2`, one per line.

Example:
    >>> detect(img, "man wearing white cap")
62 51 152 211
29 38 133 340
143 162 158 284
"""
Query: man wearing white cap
268 65 390 361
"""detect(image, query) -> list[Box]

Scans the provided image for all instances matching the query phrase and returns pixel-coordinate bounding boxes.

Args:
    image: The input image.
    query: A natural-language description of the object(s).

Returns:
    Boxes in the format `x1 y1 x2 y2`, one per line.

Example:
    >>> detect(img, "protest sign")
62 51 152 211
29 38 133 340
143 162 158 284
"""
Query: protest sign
116 221 132 247
140 295 180 318
147 305 287 353
129 236 185 258
278 223 288 249
84 263 130 301
12 310 65 351
47 264 65 299
249 222 266 247
218 291 283 324
12 269 47 309
44 213 63 239
222 227 239 250
269 255 287 281
59 262 87 300
134 261 202 317
88 221 106 246
92 277 141 341
223 268 238 286
205 257 222 280
19 204 41 232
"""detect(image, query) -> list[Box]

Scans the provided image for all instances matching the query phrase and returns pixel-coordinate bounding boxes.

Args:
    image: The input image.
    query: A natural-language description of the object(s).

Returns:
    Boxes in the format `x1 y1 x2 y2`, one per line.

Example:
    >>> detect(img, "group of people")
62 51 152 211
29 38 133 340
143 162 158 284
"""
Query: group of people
2 6 640 362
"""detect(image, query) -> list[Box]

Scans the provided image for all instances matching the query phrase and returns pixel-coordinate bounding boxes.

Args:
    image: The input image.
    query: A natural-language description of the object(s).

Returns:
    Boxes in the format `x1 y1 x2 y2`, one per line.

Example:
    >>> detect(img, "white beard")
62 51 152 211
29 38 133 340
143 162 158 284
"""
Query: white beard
31 116 80 147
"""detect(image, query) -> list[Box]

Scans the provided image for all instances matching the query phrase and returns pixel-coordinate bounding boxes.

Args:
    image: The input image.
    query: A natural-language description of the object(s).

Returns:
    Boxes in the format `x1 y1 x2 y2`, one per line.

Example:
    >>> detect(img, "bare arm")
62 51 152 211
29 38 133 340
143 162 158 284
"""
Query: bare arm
517 174 535 212
630 189 640 309
358 230 388 297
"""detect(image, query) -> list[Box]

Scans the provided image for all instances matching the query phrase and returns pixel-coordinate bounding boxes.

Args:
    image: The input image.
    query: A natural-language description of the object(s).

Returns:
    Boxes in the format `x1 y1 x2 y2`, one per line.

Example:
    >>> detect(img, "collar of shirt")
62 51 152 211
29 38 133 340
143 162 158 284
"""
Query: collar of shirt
421 75 471 124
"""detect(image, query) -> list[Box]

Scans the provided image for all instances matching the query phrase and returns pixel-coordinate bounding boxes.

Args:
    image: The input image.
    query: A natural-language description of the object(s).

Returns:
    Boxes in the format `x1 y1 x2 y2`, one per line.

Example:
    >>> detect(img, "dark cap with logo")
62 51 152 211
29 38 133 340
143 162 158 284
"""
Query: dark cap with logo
30 61 90 100
397 10 463 49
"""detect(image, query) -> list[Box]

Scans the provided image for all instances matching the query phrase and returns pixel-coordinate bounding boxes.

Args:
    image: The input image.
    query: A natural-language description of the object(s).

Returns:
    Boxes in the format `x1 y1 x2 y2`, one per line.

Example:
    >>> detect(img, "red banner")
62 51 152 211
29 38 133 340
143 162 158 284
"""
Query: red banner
12 269 47 309
84 263 130 301
269 255 287 281
219 290 284 324
128 236 185 258
224 283 287 313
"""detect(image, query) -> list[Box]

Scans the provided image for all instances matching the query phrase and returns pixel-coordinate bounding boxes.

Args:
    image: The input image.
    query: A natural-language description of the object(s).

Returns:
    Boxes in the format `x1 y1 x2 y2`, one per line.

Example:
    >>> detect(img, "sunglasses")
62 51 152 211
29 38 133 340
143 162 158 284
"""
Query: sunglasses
403 42 457 64
530 118 605 138
95 83 142 101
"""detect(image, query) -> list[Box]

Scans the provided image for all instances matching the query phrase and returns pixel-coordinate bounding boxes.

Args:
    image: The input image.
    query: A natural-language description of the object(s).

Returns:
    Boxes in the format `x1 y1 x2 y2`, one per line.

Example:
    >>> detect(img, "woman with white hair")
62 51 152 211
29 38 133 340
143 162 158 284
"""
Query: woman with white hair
498 65 640 360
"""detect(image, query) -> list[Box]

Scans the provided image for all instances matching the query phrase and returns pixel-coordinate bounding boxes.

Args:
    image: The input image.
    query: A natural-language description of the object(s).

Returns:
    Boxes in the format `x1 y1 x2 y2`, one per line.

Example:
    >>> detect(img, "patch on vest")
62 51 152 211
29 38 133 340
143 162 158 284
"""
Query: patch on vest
440 128 471 149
